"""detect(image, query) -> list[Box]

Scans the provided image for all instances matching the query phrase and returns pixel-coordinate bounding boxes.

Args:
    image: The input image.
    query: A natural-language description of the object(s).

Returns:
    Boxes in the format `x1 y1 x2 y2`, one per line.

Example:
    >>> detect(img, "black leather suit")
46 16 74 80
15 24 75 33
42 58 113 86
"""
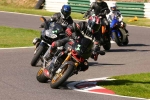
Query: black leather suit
51 21 102 59
87 1 110 34
41 12 73 30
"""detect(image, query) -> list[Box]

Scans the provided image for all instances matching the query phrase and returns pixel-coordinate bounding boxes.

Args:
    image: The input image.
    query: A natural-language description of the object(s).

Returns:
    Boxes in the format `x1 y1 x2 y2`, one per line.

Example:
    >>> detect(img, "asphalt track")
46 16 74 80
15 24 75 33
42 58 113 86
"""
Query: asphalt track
0 11 150 100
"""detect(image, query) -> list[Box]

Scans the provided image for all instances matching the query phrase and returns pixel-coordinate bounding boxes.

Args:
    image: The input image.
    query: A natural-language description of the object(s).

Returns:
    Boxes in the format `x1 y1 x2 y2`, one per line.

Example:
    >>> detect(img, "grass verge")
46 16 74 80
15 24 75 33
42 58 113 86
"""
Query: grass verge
0 26 39 48
97 73 150 99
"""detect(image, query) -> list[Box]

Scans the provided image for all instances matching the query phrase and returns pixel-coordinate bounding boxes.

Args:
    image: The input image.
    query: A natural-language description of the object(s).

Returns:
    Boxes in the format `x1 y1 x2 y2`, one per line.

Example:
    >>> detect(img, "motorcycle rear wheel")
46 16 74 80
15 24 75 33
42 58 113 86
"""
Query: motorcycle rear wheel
36 68 49 83
31 45 45 66
50 63 74 89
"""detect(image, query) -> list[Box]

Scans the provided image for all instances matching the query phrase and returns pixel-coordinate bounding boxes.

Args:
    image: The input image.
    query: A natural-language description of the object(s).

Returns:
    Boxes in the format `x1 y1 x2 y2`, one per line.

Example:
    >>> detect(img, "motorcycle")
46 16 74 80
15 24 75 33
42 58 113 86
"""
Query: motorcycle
83 8 111 50
36 23 104 89
110 17 129 46
31 17 66 66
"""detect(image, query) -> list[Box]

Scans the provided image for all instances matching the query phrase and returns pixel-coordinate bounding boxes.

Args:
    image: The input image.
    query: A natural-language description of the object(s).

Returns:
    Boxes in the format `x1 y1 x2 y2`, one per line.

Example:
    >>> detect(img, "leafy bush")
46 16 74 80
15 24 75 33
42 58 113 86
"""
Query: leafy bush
0 0 37 8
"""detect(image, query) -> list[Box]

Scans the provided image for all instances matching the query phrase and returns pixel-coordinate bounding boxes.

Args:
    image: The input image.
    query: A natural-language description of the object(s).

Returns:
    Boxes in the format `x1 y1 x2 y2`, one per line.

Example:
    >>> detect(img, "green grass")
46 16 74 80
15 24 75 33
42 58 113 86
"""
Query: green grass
124 17 150 27
0 6 55 16
0 26 39 47
97 73 150 99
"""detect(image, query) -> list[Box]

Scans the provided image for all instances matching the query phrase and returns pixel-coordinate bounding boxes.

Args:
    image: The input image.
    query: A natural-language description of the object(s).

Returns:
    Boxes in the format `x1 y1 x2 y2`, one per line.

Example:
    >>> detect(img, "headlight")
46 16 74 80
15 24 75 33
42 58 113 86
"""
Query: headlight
45 30 57 39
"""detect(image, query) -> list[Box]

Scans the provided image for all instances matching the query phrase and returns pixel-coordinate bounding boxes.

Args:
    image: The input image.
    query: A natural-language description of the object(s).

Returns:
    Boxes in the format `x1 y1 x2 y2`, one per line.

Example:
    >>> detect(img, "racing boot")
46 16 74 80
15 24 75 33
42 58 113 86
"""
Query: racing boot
91 51 105 61
91 44 105 61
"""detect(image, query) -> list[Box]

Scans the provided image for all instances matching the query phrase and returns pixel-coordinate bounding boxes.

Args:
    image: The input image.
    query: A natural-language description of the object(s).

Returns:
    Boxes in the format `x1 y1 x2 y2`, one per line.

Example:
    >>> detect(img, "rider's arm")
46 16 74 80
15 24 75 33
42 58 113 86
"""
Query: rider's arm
117 11 123 22
99 2 110 16
84 2 95 18
40 13 59 28
49 13 60 22
88 2 95 11
77 21 88 34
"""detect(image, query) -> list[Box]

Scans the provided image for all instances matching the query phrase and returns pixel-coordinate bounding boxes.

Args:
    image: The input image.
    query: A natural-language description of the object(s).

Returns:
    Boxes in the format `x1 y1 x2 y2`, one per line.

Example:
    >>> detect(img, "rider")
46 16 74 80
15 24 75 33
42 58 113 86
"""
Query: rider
45 16 105 75
85 0 110 34
33 4 73 46
107 3 129 34
40 4 73 30
50 16 105 62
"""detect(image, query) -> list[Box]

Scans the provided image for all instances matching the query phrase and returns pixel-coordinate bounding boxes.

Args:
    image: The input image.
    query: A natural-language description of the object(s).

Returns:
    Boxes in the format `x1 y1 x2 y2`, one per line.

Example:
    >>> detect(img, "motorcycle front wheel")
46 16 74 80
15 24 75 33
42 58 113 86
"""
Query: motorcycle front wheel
122 37 129 45
112 32 122 46
36 68 49 83
50 62 74 89
31 45 45 66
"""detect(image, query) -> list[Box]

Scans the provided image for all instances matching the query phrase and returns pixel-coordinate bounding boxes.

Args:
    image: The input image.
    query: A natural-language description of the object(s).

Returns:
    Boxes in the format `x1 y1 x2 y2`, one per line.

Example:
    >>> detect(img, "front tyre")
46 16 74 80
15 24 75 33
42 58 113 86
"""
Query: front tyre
36 68 49 83
50 63 74 89
31 45 45 66
123 37 129 45
112 32 122 46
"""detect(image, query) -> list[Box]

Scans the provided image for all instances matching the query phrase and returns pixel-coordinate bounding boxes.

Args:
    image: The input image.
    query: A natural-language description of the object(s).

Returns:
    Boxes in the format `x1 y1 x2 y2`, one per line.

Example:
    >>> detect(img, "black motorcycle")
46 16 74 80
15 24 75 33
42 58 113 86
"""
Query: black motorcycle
31 17 66 66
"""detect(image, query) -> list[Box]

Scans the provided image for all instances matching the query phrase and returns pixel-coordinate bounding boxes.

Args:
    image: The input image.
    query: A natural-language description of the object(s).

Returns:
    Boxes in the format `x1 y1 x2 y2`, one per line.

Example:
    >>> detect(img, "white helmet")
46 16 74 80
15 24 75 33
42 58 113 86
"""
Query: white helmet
110 3 117 11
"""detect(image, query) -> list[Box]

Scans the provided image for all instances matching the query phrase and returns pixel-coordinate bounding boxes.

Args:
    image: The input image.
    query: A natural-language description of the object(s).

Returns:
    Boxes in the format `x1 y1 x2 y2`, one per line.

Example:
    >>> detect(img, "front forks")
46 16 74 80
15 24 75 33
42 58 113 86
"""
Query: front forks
42 45 51 68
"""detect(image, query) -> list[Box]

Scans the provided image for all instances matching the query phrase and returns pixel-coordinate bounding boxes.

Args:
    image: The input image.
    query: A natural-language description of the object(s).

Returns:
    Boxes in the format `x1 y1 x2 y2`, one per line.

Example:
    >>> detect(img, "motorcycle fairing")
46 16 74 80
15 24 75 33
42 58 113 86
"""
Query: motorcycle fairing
72 37 93 59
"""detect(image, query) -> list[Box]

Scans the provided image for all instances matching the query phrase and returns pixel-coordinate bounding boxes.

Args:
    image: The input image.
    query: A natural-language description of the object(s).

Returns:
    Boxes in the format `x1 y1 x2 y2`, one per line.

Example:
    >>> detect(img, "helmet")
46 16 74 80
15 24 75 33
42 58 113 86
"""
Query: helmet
110 3 117 11
61 5 71 19
87 15 100 34
96 0 102 3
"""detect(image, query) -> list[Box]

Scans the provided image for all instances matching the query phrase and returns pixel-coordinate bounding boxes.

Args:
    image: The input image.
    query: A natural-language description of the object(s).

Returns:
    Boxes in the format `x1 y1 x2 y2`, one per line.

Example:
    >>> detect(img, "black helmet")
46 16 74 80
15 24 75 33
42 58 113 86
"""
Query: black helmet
61 5 71 19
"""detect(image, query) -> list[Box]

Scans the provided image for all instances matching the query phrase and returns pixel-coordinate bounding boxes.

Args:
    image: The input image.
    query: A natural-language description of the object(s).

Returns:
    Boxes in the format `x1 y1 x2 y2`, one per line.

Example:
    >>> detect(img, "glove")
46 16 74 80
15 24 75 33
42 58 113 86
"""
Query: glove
40 23 45 28
66 28 72 37
40 19 51 28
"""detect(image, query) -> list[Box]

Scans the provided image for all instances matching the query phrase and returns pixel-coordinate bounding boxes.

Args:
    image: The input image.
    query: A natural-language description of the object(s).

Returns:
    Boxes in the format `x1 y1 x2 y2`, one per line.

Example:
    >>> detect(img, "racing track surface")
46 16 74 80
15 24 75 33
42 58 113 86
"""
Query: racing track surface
0 11 150 100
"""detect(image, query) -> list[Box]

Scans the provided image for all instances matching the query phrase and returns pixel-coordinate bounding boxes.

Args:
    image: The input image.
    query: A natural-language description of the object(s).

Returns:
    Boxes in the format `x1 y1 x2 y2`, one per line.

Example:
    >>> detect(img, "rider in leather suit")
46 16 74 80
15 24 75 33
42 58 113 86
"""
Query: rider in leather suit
89 0 110 16
51 16 105 62
41 5 73 30
86 0 110 36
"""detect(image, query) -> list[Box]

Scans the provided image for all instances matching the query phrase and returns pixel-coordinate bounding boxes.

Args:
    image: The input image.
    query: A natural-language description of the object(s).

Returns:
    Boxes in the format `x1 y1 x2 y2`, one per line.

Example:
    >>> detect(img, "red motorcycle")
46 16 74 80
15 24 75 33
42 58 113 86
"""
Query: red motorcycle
36 23 104 89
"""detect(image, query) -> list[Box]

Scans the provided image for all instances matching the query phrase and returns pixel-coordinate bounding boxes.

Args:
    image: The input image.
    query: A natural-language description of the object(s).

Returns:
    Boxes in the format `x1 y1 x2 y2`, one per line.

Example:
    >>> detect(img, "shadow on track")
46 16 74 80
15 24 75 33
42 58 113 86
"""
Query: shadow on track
123 43 150 47
107 49 150 52
88 62 124 66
